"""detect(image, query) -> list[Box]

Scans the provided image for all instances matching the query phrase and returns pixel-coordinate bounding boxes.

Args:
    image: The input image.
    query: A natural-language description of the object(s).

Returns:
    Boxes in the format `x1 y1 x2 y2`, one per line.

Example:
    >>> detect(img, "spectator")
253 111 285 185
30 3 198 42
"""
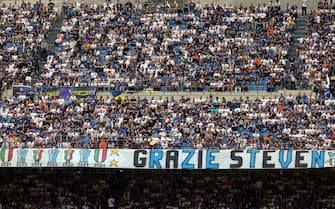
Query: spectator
0 1 57 91
0 93 335 150
302 0 308 16
1 170 334 209
108 196 115 209
37 1 296 93
296 5 334 97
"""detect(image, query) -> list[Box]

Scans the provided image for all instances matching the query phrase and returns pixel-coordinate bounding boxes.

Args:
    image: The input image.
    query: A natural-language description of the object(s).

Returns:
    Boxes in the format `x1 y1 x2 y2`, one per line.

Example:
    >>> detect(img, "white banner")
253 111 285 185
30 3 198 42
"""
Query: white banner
0 149 335 169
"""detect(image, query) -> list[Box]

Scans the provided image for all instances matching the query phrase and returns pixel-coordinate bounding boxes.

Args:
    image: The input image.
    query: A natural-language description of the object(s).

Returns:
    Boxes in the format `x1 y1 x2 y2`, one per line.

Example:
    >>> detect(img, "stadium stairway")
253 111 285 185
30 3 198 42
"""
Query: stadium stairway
46 15 64 52
287 16 307 59
34 15 64 79
285 16 307 89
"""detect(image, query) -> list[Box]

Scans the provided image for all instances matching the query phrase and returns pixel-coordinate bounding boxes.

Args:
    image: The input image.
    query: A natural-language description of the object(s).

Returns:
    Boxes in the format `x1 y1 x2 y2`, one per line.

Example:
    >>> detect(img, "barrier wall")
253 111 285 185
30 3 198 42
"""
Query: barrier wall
1 149 334 169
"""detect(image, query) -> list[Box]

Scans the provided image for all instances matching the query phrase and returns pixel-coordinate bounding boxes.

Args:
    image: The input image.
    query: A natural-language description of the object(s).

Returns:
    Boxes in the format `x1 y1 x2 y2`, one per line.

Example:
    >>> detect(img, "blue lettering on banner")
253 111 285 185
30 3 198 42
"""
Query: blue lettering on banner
17 149 28 164
182 150 195 169
279 150 292 168
247 150 260 168
311 151 325 168
0 149 333 169
206 150 219 169
149 150 163 168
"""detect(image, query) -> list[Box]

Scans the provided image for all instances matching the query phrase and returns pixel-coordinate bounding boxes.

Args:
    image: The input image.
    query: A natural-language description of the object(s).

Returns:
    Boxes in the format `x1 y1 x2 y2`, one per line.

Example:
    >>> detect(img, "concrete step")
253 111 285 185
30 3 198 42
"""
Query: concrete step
294 29 306 32
296 17 307 21
296 25 306 29
291 37 304 41
296 21 306 24
296 26 306 30
296 20 306 23
296 25 306 28
291 36 305 40
292 33 305 37
296 22 307 26
291 33 305 37
288 50 297 54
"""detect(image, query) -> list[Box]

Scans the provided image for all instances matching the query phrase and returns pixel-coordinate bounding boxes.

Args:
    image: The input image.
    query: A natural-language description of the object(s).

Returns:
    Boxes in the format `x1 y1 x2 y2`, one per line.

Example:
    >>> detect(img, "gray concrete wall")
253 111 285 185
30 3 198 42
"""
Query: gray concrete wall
199 0 317 10
2 87 315 101
96 90 315 101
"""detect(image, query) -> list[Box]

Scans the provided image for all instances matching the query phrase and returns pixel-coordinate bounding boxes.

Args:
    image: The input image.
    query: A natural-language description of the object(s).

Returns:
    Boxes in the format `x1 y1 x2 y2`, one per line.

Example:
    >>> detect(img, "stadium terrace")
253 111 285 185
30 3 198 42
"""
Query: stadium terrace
0 0 335 208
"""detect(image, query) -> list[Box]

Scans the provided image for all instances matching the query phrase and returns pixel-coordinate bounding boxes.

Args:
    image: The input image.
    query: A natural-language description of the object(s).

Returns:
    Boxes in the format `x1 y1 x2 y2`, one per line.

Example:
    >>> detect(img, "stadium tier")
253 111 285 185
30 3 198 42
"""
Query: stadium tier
0 0 335 209
37 1 296 92
0 1 333 94
0 94 335 150
0 2 334 152
0 1 57 91
0 0 333 153
296 6 335 95
0 169 334 208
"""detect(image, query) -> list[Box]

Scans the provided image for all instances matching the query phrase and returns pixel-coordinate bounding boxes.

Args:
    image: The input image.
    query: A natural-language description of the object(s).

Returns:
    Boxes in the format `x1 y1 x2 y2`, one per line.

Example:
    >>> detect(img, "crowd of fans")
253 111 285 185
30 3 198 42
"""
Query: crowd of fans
296 0 335 96
0 1 334 150
318 0 335 10
0 0 57 92
0 93 335 150
0 169 120 209
1 1 335 209
119 170 335 209
36 1 297 92
0 0 334 94
0 170 334 209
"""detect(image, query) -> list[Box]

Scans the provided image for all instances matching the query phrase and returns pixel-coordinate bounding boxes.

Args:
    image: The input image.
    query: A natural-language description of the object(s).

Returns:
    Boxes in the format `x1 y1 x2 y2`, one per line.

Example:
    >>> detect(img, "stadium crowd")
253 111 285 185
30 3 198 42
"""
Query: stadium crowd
37 1 297 92
0 170 334 209
0 1 334 150
297 0 335 96
0 169 119 209
0 1 335 208
0 0 333 95
0 0 57 91
1 93 335 150
119 171 335 209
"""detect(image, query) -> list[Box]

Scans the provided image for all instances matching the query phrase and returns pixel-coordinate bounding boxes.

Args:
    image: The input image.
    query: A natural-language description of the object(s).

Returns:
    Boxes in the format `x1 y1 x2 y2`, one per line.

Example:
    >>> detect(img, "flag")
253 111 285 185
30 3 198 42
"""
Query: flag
64 149 74 161
33 149 43 162
94 149 107 163
0 148 13 162
114 93 125 101
112 91 122 97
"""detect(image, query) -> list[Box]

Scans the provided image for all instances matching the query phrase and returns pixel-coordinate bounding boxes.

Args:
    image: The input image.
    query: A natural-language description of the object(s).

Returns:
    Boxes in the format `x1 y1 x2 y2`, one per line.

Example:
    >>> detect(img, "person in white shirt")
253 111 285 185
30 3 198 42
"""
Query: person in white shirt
302 0 307 16
108 196 115 208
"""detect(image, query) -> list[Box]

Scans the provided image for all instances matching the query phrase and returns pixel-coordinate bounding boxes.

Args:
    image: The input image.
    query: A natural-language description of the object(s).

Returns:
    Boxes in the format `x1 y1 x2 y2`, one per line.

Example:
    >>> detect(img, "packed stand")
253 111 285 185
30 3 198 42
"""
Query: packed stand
0 169 120 209
1 93 335 150
0 1 57 91
120 171 335 209
38 1 297 92
296 0 335 96
0 170 334 209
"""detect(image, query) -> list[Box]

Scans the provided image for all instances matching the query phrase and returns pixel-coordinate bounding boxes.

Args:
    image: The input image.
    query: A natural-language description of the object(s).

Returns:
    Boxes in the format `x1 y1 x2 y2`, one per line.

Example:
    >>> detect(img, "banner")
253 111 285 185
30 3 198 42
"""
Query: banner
45 87 60 97
69 87 96 98
36 87 96 98
0 149 335 169
13 85 34 99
